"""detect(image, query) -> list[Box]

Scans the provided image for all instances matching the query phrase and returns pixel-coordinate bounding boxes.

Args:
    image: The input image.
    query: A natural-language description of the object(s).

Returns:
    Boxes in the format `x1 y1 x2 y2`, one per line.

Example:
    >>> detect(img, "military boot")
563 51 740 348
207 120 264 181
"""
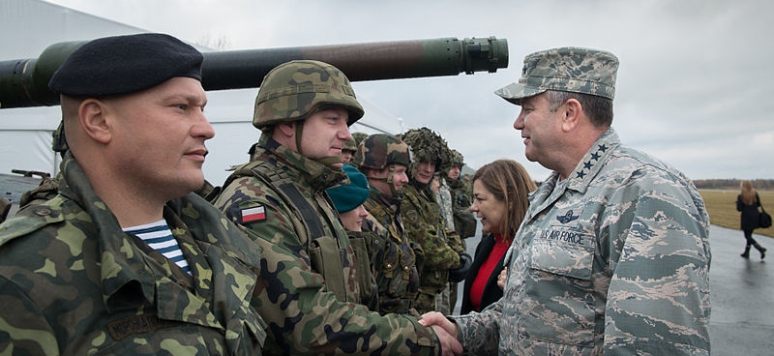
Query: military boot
754 243 767 260
741 245 751 259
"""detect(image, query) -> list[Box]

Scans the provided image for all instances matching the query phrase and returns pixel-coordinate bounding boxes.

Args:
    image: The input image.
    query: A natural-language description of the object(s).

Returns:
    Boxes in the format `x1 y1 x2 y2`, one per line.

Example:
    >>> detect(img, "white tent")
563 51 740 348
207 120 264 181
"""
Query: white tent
0 0 405 187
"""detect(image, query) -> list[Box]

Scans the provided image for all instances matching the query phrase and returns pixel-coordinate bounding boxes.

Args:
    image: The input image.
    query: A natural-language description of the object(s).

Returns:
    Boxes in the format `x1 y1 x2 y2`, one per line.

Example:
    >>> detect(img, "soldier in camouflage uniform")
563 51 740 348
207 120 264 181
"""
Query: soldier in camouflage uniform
0 33 268 355
341 137 358 165
420 47 711 355
446 150 477 240
353 134 423 316
400 128 471 315
212 60 460 356
351 131 370 148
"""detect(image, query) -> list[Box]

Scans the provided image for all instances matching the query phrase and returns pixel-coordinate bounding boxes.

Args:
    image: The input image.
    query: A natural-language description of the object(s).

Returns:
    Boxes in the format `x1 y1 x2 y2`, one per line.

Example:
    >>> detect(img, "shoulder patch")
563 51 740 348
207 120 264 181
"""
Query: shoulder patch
240 204 267 223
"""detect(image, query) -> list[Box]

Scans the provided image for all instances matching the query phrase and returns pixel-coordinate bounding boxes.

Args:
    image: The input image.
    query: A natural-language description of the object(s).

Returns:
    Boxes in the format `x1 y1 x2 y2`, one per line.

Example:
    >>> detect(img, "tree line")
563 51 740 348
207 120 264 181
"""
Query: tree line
693 179 774 190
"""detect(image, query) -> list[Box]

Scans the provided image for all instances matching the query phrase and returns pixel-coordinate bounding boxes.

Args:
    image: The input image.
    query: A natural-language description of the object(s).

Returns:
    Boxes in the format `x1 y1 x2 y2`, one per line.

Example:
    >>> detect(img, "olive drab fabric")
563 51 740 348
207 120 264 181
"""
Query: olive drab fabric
453 130 711 355
252 60 365 129
0 153 267 355
362 186 422 316
447 150 476 239
212 135 442 356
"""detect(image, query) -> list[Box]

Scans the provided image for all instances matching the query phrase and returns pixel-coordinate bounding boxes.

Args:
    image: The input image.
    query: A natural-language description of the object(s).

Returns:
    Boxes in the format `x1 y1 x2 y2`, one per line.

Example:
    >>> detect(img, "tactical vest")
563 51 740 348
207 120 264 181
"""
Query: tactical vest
223 161 372 304
363 198 421 315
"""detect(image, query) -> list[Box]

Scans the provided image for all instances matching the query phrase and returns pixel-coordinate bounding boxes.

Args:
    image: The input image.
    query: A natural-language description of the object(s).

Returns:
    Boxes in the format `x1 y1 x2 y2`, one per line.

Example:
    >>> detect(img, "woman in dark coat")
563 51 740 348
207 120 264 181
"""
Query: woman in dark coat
461 159 536 314
736 180 767 259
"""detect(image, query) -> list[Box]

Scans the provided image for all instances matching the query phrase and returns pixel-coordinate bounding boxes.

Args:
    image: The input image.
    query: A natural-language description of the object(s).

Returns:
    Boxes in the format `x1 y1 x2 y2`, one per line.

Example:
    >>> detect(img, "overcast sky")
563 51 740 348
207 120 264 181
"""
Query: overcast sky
44 0 774 181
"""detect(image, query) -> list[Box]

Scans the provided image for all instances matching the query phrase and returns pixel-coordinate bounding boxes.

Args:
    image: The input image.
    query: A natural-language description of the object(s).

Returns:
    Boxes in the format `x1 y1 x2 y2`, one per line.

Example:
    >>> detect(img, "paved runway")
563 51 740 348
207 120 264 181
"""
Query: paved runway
455 224 774 355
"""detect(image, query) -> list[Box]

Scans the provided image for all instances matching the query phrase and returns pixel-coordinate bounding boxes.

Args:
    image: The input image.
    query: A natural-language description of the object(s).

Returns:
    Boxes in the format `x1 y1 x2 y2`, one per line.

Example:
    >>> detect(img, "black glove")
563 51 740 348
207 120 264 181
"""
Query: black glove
448 252 473 283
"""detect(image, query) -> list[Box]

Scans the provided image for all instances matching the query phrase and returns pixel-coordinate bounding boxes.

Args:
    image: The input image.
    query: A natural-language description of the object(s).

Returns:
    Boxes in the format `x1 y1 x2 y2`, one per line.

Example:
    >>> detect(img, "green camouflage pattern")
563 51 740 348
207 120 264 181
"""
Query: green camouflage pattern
354 134 411 171
253 60 364 129
401 128 453 175
495 47 618 104
351 132 370 149
453 129 711 355
447 176 477 239
343 137 358 152
449 149 465 169
401 183 462 315
0 153 267 355
212 134 442 356
362 186 422 316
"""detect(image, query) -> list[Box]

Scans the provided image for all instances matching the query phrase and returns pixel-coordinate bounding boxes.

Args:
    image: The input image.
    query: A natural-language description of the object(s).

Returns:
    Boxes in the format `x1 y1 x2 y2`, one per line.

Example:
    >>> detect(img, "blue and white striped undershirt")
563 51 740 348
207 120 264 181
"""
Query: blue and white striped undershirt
124 220 191 274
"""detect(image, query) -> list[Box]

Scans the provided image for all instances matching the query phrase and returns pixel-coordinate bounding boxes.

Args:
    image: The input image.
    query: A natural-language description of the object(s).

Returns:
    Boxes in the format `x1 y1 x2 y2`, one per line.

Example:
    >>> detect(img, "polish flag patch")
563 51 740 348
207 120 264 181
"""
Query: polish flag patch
240 205 266 223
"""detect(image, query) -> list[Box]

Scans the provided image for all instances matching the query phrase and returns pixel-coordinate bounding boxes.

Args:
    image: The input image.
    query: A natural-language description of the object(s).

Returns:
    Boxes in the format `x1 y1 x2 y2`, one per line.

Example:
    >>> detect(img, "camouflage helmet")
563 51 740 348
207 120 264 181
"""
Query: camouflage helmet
354 134 411 171
450 149 465 168
400 127 452 174
252 60 365 130
351 132 369 148
342 137 358 152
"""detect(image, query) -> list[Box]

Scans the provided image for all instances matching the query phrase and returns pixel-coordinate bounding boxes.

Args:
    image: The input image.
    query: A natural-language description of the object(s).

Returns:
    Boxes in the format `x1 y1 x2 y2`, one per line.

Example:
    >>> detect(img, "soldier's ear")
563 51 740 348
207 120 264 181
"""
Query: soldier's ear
78 99 113 144
560 98 583 132
276 121 296 138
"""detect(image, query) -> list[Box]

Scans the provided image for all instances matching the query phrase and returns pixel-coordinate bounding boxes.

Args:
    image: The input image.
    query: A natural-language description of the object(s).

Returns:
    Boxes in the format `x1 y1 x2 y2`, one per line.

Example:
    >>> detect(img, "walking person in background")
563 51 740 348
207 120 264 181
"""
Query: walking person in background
737 180 767 259
460 159 536 314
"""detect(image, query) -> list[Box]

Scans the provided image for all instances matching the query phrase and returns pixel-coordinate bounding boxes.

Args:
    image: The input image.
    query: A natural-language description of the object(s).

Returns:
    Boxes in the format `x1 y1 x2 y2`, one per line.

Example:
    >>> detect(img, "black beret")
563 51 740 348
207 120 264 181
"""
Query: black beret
48 33 203 97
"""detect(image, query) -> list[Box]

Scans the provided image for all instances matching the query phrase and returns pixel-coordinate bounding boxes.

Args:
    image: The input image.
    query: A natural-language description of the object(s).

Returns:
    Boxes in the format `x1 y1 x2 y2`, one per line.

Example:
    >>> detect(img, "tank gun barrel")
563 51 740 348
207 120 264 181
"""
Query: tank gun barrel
0 36 508 109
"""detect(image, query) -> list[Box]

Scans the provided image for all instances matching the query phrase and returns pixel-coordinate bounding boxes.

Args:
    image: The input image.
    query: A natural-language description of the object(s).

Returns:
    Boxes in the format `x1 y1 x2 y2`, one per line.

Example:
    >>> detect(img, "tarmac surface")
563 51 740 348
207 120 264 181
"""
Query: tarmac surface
454 224 774 355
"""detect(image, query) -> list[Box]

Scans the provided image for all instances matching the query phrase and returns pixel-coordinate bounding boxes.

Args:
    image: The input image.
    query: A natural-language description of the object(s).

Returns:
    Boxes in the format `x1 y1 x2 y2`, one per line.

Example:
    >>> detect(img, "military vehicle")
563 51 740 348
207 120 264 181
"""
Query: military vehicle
0 35 509 221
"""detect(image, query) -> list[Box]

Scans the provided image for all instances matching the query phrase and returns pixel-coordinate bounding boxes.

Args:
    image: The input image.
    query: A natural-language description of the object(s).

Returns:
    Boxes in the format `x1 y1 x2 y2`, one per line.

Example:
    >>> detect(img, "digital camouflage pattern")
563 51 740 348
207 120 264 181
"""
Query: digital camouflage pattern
453 130 711 355
0 153 267 355
401 183 463 315
495 47 618 104
252 60 364 129
213 134 442 356
361 188 422 316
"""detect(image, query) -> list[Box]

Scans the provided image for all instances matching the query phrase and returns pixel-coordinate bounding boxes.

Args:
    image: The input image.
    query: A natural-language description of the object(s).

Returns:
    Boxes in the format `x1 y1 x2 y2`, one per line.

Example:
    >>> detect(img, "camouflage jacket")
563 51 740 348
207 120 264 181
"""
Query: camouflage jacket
362 187 421 315
435 179 455 231
446 177 477 239
453 129 711 356
213 135 441 356
401 182 462 294
0 153 267 355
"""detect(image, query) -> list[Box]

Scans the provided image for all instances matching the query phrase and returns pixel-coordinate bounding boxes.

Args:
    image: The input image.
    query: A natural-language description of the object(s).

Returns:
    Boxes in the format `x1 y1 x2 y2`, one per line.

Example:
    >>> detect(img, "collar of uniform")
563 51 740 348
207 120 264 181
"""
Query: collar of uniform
566 128 620 193
258 136 349 192
57 152 158 310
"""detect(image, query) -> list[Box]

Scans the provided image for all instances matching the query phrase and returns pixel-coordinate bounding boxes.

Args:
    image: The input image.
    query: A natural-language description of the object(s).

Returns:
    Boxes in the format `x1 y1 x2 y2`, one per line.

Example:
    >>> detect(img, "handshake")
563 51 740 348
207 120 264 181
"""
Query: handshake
419 312 463 356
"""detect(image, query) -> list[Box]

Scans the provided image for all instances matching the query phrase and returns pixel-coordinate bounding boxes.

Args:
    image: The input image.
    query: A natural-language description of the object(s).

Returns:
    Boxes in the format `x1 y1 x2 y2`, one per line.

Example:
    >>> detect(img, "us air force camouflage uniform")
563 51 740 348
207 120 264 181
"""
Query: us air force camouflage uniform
452 47 711 355
0 154 268 355
214 60 442 356
435 178 455 232
453 130 711 355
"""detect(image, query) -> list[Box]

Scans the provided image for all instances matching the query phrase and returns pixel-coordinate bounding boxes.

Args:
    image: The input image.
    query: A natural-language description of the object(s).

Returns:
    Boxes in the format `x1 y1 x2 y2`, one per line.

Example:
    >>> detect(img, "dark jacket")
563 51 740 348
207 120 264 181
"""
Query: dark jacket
737 193 761 230
461 233 506 314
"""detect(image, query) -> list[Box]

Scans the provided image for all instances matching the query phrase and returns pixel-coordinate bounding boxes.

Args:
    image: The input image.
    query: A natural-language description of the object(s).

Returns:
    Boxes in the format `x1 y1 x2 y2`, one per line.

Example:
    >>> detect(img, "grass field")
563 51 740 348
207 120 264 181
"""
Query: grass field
699 189 774 239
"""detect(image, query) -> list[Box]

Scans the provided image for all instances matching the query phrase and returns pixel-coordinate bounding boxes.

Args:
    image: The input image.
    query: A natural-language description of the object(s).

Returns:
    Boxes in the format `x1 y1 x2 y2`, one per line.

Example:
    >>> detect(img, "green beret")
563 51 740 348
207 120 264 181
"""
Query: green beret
495 47 618 104
48 33 203 97
327 165 370 213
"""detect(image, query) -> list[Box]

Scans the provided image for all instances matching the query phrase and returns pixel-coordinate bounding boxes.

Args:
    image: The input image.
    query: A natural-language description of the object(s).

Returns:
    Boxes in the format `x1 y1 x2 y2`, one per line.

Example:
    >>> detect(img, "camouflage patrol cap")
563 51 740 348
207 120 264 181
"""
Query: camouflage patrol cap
495 47 619 105
253 60 365 130
355 134 411 171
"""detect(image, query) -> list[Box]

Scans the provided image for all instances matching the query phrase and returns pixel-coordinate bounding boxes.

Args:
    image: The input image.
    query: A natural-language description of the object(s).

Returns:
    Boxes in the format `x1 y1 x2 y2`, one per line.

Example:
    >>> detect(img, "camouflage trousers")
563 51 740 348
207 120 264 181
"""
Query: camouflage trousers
415 286 451 315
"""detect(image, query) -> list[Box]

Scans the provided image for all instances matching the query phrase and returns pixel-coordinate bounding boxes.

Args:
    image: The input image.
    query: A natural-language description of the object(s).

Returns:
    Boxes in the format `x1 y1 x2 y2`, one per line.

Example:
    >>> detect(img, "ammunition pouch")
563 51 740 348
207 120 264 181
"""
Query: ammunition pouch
347 231 378 311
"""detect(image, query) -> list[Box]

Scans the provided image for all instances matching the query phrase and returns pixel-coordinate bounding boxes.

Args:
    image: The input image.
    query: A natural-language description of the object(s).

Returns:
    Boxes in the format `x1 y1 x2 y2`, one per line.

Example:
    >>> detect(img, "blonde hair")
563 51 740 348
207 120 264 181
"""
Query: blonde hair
740 180 758 205
472 159 537 236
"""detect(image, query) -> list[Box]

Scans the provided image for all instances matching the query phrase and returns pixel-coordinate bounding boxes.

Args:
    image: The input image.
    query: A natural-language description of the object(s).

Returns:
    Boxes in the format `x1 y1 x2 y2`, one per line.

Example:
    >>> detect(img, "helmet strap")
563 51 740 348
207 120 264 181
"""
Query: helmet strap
294 121 305 156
